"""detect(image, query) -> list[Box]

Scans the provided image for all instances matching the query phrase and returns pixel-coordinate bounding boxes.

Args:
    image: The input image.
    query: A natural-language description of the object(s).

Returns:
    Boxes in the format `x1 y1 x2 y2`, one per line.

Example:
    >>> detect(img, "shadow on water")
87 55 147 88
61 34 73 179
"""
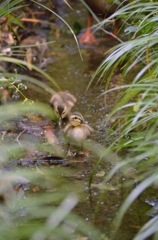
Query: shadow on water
3 1 155 239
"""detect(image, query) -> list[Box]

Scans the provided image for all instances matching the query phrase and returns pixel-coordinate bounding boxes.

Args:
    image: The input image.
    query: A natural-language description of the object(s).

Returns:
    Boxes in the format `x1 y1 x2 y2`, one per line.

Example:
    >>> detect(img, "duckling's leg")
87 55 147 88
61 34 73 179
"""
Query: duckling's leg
79 149 90 157
67 144 74 157
79 150 85 155
79 145 85 155
79 14 97 45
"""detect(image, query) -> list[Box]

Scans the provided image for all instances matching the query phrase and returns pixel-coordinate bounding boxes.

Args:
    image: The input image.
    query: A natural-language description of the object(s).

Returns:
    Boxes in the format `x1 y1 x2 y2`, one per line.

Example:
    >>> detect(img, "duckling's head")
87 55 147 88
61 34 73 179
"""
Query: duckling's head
55 104 67 119
69 112 88 127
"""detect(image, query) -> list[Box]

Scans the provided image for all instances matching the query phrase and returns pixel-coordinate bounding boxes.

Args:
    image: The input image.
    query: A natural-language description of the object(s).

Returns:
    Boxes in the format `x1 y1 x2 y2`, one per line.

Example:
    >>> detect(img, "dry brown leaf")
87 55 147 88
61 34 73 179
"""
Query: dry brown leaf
42 161 50 166
32 186 40 193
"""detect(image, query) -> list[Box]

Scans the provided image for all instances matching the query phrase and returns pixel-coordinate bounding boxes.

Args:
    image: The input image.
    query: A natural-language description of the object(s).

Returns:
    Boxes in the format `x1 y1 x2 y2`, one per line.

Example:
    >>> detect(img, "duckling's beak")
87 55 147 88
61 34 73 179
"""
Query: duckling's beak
81 118 88 124
58 117 62 127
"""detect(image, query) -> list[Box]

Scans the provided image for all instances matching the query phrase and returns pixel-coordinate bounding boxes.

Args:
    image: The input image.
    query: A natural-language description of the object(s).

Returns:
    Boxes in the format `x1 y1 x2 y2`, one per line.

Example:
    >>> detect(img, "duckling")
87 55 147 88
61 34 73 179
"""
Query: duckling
79 0 125 44
0 16 14 48
19 35 48 70
50 91 76 125
63 112 93 156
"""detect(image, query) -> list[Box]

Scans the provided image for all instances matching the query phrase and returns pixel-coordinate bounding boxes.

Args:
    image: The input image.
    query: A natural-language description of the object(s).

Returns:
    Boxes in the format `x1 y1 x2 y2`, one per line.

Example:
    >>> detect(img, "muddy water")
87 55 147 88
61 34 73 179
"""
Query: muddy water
14 1 153 240
23 2 152 240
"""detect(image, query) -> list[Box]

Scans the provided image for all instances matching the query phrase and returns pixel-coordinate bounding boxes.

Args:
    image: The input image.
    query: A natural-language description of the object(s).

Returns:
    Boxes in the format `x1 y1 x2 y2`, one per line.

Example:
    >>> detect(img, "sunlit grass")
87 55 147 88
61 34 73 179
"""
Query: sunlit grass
86 1 158 239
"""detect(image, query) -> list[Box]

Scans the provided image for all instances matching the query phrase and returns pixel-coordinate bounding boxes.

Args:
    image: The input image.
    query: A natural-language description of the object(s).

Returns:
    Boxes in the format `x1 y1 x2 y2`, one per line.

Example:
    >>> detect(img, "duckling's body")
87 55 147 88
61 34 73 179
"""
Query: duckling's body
50 91 76 123
85 0 117 17
20 35 48 66
80 0 124 44
64 112 93 156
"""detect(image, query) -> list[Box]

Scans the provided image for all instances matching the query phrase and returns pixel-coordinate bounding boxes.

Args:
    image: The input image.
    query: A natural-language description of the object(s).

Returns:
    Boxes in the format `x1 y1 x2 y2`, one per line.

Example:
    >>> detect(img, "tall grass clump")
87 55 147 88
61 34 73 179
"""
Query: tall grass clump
89 1 158 239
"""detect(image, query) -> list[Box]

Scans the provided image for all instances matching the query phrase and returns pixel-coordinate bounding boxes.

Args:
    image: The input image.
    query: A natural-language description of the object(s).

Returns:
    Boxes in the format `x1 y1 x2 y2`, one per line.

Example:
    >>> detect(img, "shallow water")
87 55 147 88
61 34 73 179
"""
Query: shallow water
30 1 153 239
3 1 155 239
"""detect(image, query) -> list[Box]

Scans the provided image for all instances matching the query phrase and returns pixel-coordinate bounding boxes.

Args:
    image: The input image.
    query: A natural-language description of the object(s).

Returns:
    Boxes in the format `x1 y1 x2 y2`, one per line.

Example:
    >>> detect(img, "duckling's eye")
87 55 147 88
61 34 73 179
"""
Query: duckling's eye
62 111 66 117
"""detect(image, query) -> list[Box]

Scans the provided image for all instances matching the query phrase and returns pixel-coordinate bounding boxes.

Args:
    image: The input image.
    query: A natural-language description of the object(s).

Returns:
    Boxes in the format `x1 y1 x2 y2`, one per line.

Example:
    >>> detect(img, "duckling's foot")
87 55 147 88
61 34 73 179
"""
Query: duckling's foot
79 150 90 157
79 14 97 45
79 29 97 45
67 149 74 157
79 150 85 155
